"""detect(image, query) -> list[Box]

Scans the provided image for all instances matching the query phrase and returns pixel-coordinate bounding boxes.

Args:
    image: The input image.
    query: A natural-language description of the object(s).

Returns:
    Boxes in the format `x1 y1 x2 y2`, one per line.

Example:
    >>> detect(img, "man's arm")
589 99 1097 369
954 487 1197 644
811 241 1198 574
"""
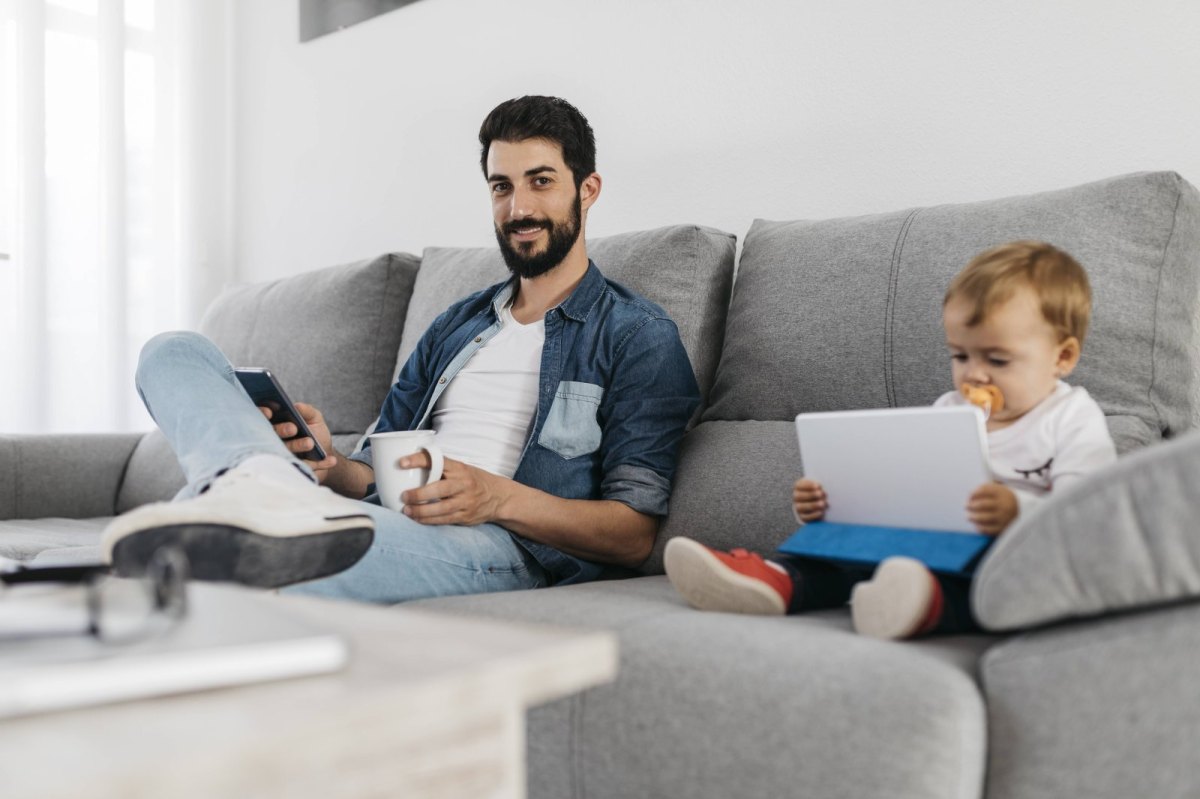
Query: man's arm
400 455 657 567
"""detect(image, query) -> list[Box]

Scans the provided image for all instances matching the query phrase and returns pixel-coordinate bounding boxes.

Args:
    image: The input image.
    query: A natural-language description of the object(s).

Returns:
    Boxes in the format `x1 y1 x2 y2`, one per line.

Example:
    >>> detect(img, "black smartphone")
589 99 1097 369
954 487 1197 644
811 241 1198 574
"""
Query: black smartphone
234 367 328 461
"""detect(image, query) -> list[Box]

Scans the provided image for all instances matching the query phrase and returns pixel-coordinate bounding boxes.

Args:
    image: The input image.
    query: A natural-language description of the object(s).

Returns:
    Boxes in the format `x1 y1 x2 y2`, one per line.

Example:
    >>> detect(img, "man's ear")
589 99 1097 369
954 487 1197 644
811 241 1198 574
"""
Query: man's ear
579 172 602 211
1056 336 1081 377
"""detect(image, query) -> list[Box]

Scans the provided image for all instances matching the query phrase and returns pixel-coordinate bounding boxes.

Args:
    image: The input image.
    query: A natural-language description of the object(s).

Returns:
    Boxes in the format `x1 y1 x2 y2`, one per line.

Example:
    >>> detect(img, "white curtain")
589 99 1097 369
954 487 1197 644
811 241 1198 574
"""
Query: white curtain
0 0 232 435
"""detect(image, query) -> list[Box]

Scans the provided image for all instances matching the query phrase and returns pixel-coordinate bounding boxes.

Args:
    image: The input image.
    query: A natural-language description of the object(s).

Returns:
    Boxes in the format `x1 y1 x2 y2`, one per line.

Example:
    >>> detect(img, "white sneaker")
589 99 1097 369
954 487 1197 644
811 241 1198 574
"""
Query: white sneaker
851 557 944 640
102 455 374 588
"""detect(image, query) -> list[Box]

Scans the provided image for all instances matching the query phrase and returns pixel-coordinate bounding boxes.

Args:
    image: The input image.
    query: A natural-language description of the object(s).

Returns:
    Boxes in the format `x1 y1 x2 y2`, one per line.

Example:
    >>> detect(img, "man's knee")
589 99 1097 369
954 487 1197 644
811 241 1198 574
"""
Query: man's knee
136 331 226 384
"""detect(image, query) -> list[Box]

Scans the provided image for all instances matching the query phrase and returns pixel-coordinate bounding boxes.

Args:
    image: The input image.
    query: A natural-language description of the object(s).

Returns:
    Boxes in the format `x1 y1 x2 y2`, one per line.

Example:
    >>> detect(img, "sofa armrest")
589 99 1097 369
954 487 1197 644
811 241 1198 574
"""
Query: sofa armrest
0 433 143 520
973 429 1200 631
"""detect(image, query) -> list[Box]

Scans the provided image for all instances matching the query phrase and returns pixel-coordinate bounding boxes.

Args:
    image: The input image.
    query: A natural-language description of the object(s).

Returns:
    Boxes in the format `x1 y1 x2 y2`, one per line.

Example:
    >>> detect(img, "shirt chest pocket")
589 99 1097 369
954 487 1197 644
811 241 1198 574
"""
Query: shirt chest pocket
538 381 604 460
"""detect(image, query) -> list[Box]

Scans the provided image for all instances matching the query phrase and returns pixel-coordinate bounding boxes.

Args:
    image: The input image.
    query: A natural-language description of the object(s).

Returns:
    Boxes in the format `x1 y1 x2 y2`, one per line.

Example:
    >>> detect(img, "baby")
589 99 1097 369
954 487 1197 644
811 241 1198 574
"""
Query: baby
665 240 1117 639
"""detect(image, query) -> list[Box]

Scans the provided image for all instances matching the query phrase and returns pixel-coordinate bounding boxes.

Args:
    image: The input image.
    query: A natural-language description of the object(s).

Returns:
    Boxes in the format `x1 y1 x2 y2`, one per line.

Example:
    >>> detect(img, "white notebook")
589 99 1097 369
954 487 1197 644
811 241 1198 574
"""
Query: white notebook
794 405 993 533
0 582 347 719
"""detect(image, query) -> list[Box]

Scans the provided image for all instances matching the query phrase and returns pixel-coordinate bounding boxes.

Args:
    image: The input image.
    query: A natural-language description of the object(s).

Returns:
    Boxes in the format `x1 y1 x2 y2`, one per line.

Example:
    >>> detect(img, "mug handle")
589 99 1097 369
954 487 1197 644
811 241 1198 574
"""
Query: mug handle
420 443 444 484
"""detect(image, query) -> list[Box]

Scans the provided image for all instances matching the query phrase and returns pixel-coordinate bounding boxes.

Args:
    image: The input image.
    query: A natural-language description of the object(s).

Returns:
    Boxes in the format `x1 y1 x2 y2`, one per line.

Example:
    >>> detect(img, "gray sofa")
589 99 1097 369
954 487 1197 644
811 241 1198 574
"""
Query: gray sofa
4 171 1200 799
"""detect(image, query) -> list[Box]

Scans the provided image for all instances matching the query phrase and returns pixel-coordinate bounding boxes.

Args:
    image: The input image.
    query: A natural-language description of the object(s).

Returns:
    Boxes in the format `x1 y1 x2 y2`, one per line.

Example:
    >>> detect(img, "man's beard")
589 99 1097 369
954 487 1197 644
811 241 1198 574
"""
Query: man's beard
494 191 583 280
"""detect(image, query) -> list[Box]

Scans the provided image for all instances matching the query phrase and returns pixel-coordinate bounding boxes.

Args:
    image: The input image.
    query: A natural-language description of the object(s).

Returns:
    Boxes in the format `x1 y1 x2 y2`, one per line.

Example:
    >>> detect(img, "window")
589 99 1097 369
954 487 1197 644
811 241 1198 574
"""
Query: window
0 0 187 434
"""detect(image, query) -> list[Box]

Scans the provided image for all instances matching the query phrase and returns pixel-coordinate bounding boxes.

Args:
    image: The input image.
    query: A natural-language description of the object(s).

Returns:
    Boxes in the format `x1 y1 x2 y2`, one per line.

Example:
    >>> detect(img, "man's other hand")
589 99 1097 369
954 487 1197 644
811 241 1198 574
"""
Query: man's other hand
398 452 507 526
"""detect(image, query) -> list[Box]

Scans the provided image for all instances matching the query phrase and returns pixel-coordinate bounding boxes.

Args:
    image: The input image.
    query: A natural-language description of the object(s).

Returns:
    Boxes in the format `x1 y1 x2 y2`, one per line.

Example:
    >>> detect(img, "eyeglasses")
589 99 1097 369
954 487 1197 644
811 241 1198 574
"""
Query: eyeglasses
0 548 189 645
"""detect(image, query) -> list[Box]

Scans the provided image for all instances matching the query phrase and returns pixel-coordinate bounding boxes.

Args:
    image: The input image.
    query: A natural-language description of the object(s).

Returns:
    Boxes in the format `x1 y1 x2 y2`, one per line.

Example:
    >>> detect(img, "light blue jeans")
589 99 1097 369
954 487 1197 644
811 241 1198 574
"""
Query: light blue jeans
135 331 549 604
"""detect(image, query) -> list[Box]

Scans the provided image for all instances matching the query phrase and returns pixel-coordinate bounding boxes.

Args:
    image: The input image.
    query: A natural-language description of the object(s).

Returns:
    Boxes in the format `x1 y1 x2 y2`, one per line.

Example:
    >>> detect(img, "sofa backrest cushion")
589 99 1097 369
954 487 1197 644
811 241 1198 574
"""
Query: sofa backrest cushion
702 171 1200 453
398 225 736 407
649 172 1200 572
198 253 421 434
115 253 420 512
973 427 1200 631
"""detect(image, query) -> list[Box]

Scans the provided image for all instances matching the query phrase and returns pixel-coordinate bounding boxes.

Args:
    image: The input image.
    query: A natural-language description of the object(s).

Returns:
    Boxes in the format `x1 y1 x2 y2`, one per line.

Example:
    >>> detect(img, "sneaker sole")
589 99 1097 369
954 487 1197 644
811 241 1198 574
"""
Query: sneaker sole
664 538 786 615
109 522 374 589
851 557 935 639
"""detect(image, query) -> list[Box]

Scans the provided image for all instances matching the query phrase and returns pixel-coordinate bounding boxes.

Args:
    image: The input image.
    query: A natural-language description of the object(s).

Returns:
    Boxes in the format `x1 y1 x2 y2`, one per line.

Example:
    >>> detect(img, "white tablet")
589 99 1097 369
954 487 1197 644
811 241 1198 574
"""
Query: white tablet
794 405 992 533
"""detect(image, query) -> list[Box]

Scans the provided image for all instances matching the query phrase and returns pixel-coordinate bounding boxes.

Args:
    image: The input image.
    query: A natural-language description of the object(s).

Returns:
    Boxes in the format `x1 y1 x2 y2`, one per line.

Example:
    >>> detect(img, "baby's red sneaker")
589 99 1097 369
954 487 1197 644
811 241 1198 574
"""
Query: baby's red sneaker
664 537 793 615
851 556 944 639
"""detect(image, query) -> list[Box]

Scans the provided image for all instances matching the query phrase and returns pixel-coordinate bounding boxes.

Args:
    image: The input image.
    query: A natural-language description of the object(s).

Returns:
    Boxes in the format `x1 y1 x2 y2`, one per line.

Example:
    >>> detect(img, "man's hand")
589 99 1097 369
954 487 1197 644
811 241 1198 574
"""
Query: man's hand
395 452 655 567
793 478 828 522
398 452 508 526
259 401 337 482
967 482 1019 535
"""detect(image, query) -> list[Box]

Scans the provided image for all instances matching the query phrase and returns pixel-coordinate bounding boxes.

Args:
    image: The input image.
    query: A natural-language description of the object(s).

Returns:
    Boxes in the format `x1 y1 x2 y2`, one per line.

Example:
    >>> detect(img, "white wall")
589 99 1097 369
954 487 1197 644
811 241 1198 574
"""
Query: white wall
233 0 1200 283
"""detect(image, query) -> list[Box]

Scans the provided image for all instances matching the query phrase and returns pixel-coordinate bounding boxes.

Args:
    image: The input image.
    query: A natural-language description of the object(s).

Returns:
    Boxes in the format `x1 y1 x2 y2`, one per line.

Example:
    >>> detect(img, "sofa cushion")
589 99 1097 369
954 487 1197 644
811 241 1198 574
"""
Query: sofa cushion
981 601 1200 799
972 429 1200 631
197 252 420 436
399 226 736 407
0 517 110 562
703 171 1200 452
416 576 991 799
647 420 801 573
0 434 140 520
115 431 186 513
113 254 420 511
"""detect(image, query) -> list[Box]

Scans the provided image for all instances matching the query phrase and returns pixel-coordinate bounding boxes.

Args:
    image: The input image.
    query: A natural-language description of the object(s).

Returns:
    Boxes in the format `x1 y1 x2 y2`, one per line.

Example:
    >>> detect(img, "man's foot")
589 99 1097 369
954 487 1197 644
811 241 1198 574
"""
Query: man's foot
851 557 944 639
102 455 374 589
664 537 792 615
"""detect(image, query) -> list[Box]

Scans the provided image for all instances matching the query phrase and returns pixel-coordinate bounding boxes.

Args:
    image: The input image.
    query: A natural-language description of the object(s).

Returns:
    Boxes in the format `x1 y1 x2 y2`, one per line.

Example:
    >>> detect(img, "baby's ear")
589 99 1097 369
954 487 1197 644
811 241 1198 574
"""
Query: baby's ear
1056 336 1082 376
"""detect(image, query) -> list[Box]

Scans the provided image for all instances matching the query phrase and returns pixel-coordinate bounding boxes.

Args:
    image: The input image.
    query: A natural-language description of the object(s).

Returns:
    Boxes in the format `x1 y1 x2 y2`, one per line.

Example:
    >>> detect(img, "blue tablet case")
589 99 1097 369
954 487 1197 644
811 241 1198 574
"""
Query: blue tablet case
776 521 993 576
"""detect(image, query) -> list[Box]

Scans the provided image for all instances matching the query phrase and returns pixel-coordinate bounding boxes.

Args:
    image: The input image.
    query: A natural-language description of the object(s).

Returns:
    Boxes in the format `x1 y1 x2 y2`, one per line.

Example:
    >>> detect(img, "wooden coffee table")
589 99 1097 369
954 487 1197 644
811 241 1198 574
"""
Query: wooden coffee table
0 584 617 798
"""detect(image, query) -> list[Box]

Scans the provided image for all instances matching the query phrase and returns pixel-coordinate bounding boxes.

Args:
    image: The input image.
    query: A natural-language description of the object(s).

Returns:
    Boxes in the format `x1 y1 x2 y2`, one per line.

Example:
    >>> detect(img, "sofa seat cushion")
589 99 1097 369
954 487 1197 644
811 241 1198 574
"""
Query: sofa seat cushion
705 171 1200 452
416 575 992 799
981 601 1200 799
0 517 110 562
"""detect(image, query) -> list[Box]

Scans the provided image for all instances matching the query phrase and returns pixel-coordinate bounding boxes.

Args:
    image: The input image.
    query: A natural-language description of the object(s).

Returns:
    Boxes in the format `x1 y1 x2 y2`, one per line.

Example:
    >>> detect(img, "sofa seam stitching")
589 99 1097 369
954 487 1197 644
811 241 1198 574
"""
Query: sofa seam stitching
112 435 138 514
885 209 921 407
14 438 23 517
572 691 585 799
1146 176 1183 436
367 256 397 433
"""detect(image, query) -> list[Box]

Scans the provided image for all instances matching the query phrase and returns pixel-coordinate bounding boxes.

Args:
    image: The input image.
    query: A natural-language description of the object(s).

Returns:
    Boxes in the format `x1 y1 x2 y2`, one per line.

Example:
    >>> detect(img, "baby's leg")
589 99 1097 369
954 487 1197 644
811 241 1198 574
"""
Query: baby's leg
773 554 870 614
664 536 867 616
852 557 982 639
928 573 980 635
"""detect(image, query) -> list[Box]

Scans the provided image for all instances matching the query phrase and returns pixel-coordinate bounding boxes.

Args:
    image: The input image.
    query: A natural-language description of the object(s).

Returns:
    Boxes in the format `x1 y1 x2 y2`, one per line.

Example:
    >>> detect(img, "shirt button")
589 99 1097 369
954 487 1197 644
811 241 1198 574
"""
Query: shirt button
474 336 482 343
438 377 447 384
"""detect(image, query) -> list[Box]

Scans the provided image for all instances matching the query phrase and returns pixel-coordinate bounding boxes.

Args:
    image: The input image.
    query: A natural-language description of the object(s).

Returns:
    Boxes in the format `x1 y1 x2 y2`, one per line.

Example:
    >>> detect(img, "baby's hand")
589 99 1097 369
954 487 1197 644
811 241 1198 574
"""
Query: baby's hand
967 483 1018 535
793 478 827 522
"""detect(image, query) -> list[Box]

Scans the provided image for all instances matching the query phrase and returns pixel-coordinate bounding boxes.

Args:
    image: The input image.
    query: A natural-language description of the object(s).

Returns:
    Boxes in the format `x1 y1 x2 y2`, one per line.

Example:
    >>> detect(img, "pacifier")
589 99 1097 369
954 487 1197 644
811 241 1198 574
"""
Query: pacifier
961 383 1005 419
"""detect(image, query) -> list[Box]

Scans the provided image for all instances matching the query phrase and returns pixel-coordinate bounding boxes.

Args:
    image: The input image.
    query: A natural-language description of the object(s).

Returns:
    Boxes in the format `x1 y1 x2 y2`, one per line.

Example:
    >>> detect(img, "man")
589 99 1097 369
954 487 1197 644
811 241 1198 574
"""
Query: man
103 96 701 603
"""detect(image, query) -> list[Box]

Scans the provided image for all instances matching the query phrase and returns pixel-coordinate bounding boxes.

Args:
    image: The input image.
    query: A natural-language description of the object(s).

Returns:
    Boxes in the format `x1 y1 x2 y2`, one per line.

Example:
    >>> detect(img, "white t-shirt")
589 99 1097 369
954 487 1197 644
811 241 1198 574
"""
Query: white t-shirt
934 380 1117 515
430 303 544 479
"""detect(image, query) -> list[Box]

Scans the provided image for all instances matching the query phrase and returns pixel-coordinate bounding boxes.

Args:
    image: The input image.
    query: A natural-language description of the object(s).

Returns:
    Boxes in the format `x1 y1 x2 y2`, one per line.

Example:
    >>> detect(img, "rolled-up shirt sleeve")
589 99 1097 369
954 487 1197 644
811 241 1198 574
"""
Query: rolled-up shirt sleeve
598 317 700 516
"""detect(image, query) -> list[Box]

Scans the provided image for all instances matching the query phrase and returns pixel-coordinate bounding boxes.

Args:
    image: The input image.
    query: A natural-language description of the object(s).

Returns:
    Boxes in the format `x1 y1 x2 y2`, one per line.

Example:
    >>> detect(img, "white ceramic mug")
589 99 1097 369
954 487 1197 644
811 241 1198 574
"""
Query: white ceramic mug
369 431 445 512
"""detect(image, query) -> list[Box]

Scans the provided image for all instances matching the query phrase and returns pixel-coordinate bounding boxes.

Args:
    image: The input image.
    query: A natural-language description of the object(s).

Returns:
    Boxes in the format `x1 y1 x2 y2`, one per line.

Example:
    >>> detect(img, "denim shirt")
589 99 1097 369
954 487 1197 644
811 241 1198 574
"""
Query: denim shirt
351 261 701 584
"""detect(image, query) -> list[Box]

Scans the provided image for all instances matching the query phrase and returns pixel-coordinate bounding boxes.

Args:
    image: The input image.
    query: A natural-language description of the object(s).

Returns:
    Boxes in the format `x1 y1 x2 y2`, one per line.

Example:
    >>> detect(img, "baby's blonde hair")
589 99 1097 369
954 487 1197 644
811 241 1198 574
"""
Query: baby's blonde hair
944 241 1092 345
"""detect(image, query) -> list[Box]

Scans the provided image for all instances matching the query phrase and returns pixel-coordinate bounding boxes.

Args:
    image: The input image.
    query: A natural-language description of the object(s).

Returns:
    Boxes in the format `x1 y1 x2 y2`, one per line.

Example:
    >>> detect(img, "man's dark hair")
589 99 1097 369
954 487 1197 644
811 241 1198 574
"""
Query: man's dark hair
479 96 596 189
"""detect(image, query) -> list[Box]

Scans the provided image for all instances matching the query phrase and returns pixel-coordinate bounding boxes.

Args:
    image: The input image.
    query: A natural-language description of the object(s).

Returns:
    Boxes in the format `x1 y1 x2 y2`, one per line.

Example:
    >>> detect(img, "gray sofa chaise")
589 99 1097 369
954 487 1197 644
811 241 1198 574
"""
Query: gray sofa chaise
3 171 1199 799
